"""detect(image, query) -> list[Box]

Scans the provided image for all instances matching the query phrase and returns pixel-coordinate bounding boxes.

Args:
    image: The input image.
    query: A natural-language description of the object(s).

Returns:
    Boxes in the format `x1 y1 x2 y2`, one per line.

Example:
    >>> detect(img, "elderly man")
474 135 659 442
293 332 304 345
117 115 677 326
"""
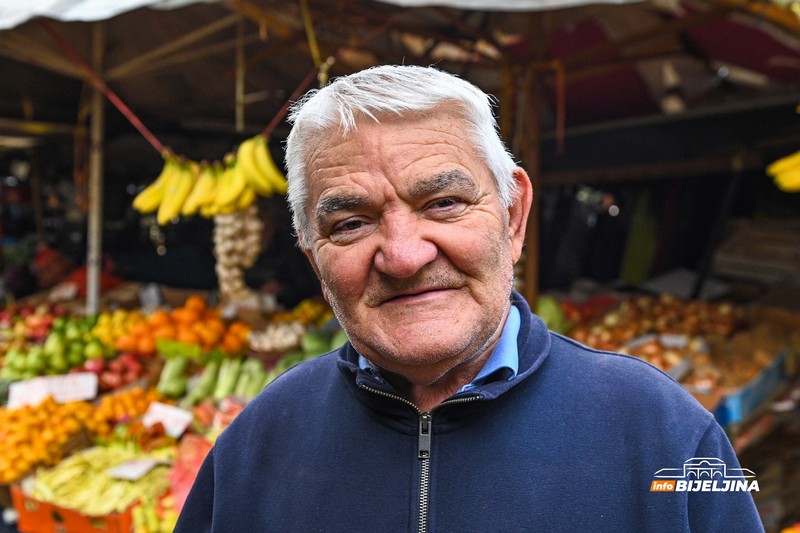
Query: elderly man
176 65 763 532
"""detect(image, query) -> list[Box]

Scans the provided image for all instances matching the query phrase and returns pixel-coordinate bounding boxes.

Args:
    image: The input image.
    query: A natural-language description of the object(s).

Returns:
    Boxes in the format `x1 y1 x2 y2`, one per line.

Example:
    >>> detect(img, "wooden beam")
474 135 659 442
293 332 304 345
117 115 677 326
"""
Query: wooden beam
125 33 261 79
0 33 84 78
227 0 299 38
106 13 241 79
0 117 75 135
540 153 761 186
544 43 684 84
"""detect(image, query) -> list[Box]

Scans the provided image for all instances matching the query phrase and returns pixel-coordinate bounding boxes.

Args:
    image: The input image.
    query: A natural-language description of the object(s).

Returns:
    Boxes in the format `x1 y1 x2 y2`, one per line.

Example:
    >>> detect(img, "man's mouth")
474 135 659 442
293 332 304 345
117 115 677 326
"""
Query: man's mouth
382 286 451 304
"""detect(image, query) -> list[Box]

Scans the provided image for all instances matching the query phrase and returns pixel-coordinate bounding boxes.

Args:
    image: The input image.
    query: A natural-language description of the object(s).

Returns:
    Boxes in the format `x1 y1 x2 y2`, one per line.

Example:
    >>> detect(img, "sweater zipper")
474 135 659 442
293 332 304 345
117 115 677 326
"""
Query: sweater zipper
360 385 479 533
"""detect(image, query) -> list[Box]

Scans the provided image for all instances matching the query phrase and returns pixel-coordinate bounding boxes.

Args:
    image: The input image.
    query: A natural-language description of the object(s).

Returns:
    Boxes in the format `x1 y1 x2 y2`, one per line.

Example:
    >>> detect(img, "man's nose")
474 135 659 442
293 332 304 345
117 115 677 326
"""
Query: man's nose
374 213 437 278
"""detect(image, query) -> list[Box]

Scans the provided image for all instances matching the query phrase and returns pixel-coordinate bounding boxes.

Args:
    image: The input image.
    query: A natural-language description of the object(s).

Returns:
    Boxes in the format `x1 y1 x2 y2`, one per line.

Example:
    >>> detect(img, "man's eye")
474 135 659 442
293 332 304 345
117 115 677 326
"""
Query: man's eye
332 219 365 234
427 197 466 212
431 198 457 208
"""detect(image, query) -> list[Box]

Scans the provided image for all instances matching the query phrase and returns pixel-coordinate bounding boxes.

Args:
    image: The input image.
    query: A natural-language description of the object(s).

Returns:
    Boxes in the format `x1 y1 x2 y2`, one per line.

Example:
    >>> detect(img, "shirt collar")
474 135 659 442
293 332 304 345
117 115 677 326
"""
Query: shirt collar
356 305 521 392
458 305 520 392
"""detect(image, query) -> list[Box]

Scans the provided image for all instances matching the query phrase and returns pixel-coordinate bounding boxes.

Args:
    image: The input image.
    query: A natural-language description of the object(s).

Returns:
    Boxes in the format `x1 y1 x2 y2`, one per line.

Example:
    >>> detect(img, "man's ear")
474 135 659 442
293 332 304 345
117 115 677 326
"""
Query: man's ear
507 167 533 264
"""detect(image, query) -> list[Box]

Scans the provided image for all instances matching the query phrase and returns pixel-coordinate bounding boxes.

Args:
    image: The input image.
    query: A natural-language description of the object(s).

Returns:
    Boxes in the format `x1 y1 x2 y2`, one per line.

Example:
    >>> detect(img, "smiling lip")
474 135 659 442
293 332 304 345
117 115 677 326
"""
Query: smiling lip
383 287 452 304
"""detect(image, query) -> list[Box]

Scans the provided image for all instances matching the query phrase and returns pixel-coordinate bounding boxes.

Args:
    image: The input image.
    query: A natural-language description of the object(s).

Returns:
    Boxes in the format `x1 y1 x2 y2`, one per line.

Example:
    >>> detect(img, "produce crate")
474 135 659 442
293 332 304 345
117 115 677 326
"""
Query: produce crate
713 347 791 430
11 482 133 533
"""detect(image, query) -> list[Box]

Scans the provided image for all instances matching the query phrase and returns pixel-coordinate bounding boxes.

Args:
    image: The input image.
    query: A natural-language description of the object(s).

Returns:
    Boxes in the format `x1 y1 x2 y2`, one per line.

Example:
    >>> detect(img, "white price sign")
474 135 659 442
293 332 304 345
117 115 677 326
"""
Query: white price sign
107 458 169 480
142 401 193 438
8 373 98 409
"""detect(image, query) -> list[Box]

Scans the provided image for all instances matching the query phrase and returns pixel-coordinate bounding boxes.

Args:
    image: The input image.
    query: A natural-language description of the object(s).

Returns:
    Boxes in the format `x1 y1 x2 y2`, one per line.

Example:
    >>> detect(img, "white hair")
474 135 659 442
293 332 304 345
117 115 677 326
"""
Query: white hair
284 64 518 249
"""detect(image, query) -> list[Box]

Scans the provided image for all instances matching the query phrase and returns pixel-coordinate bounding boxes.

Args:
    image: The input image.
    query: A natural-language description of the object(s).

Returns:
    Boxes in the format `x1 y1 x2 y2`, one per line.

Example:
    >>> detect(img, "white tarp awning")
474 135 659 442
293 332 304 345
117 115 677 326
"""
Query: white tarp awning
0 0 214 30
375 0 643 11
0 0 645 30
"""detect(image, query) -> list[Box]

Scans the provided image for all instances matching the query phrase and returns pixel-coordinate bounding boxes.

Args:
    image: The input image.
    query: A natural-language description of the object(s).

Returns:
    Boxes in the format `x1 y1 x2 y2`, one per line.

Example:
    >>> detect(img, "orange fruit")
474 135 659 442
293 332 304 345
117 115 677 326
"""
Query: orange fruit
184 295 206 313
128 322 151 337
152 323 177 340
176 325 200 345
115 333 137 351
148 309 172 328
171 307 200 326
221 332 243 354
137 335 156 355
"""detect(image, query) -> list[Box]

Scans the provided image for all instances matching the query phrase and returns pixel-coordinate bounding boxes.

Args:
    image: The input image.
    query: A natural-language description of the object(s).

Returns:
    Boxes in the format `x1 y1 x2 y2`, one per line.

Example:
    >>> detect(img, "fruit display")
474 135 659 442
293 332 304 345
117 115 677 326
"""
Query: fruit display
270 297 335 327
617 334 707 378
0 396 96 484
131 135 287 225
93 386 163 435
0 302 67 343
132 492 180 533
116 295 251 357
568 293 743 352
166 433 213 513
27 444 172 517
70 351 152 393
766 148 800 192
1 314 109 381
91 308 146 351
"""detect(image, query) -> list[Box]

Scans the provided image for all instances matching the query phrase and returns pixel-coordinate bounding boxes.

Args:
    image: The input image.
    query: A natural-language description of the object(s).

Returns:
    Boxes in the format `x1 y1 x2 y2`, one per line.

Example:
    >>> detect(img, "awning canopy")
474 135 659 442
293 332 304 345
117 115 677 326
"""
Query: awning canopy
0 0 798 173
0 0 215 30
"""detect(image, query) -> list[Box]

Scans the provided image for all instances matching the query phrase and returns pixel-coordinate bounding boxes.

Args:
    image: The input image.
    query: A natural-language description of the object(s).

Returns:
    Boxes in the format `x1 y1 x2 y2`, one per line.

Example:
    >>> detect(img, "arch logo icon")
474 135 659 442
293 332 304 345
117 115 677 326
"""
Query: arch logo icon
650 457 759 492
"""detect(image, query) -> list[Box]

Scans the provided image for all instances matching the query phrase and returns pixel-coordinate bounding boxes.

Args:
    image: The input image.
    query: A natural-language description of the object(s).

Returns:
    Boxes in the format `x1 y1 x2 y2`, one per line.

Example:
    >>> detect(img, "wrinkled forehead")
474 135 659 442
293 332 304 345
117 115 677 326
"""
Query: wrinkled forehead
305 104 473 165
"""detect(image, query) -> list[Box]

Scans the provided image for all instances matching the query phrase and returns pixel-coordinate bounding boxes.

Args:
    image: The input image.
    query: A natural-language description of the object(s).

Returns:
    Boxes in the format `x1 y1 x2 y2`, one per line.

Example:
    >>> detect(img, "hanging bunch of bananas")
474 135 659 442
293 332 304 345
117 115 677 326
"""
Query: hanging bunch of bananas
766 149 800 192
131 135 289 225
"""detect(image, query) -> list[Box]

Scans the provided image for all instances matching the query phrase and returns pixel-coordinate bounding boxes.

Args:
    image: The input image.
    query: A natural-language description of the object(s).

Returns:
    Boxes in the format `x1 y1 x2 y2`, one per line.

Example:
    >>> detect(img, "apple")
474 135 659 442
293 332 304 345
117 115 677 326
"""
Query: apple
99 370 123 390
84 357 105 374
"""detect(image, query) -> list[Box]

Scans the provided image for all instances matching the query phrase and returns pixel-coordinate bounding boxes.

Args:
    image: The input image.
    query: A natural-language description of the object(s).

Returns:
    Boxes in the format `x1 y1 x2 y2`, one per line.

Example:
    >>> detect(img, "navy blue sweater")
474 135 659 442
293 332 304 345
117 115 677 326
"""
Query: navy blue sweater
175 293 763 532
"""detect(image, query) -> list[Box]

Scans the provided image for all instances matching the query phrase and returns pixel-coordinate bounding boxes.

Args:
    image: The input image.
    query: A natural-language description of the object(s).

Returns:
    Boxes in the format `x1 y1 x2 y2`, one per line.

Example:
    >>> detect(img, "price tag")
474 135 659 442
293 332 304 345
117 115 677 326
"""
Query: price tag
48 281 79 302
107 458 169 480
142 401 193 438
8 373 98 409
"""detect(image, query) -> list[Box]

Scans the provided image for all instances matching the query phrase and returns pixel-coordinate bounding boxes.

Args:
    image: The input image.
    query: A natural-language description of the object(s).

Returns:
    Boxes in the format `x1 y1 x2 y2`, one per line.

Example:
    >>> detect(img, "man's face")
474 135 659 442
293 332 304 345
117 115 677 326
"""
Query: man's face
302 110 530 384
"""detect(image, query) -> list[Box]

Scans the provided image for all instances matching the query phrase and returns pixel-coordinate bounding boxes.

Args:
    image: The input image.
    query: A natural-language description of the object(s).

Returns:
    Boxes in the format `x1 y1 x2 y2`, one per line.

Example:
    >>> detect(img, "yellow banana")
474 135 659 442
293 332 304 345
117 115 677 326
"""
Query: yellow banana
198 161 223 212
252 135 288 195
132 152 175 213
236 184 257 210
157 158 197 225
774 166 800 192
766 149 800 177
182 161 216 216
237 136 274 196
215 152 247 208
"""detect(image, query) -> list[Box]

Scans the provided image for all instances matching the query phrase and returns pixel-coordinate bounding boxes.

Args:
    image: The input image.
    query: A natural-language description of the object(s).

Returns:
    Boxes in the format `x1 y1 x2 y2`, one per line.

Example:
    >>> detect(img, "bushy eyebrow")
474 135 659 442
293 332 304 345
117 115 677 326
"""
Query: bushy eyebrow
313 169 478 230
408 169 478 198
315 194 368 229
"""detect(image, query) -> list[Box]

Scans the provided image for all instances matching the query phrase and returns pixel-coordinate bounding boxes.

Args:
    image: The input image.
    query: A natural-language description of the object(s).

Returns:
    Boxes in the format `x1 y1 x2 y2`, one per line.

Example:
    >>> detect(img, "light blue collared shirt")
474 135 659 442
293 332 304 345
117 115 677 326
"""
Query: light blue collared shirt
357 305 520 393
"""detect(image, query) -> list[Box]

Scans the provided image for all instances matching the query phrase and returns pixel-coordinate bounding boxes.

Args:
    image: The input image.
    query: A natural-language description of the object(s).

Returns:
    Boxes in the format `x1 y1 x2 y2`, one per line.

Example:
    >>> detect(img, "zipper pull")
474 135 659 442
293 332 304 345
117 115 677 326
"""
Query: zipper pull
418 413 432 459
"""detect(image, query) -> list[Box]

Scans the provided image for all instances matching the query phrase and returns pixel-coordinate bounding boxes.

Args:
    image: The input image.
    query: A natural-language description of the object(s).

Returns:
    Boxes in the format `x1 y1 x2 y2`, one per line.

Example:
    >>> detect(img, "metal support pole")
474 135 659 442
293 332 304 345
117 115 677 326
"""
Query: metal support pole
86 21 104 314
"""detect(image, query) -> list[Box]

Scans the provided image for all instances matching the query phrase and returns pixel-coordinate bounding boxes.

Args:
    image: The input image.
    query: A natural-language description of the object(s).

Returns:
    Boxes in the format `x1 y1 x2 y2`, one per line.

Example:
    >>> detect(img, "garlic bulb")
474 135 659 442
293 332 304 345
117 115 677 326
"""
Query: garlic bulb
213 204 264 303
